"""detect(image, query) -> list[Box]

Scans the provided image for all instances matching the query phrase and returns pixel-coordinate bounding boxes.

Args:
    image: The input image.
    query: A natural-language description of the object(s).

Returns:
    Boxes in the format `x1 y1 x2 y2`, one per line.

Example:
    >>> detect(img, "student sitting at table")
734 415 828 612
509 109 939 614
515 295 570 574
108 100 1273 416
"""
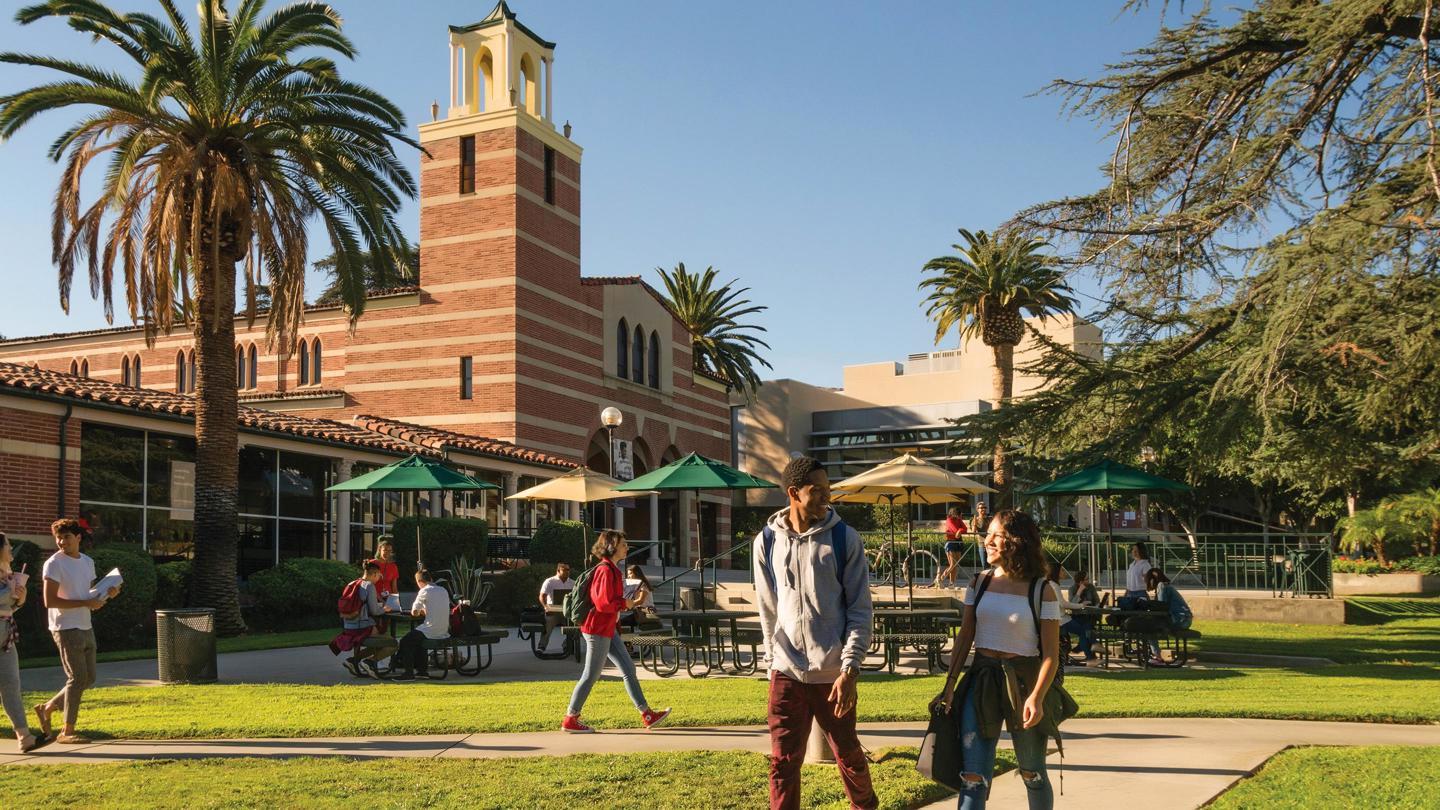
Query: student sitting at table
1143 568 1192 666
330 561 398 678
392 569 450 680
1060 569 1099 664
623 565 658 632
537 562 573 652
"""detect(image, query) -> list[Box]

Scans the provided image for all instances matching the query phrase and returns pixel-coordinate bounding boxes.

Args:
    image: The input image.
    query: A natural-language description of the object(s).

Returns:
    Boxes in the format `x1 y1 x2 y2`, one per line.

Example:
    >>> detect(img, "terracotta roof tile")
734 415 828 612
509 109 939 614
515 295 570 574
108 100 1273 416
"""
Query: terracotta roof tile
238 388 346 403
0 362 424 456
354 415 577 470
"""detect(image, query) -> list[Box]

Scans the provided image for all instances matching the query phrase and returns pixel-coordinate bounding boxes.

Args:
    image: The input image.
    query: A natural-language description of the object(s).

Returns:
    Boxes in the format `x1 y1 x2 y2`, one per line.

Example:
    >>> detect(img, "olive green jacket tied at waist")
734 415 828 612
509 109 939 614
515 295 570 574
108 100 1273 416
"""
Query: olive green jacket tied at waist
955 654 1079 743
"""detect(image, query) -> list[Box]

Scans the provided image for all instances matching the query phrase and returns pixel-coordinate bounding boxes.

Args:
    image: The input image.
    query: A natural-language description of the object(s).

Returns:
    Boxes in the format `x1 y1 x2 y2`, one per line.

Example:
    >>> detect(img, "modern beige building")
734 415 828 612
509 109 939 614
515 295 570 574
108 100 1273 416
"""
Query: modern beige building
733 314 1102 510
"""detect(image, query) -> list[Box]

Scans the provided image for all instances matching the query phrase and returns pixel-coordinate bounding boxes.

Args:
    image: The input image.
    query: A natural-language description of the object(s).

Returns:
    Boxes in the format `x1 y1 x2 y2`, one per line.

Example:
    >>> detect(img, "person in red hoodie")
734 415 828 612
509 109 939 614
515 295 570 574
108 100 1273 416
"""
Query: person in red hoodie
561 530 670 733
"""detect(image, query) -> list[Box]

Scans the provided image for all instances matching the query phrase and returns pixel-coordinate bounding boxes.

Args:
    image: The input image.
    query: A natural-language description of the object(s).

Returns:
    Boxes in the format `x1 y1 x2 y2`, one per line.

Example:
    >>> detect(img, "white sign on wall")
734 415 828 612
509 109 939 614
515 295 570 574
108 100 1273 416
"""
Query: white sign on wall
170 461 195 521
613 438 634 482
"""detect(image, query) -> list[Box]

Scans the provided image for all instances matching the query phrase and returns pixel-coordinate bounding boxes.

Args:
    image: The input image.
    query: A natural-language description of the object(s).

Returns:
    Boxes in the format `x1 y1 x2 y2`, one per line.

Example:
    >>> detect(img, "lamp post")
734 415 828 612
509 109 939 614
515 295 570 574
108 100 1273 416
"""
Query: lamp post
601 406 623 533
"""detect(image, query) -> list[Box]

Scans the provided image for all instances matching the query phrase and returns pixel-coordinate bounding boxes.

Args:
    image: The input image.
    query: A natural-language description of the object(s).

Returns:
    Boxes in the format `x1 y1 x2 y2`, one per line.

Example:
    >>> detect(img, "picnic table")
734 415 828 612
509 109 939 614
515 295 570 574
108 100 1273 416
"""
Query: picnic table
375 608 507 678
1075 606 1200 668
866 607 959 674
655 609 761 677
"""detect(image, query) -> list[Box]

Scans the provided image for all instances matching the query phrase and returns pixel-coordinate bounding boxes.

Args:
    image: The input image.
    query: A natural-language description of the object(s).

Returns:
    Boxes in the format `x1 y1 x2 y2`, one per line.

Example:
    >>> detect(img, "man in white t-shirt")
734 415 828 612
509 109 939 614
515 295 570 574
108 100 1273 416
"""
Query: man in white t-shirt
36 518 119 744
537 562 572 651
392 569 450 680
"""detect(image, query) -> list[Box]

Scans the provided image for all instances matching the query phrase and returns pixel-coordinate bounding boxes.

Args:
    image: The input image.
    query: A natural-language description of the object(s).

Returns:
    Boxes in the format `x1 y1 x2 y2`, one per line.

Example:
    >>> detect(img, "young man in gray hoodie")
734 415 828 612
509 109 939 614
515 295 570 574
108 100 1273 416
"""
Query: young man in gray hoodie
754 456 877 810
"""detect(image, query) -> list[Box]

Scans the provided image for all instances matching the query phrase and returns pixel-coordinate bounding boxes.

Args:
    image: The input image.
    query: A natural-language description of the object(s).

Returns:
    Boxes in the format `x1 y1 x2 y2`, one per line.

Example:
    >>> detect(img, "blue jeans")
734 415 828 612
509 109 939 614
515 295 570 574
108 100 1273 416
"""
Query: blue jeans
566 632 650 717
1060 618 1093 656
957 685 1053 810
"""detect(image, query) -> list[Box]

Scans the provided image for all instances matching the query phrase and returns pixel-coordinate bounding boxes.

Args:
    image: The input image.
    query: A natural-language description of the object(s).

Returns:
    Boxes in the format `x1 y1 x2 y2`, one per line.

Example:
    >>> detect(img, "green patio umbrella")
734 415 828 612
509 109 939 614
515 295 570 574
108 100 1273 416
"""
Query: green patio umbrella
1024 459 1190 597
327 454 499 565
614 452 777 610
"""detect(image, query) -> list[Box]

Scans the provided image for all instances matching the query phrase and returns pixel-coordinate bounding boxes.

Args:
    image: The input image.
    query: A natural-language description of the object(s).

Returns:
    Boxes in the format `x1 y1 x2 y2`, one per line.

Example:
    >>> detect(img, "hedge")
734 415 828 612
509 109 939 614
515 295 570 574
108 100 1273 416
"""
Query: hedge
244 558 359 631
154 560 191 610
89 544 159 649
529 520 586 569
486 564 554 624
389 517 487 586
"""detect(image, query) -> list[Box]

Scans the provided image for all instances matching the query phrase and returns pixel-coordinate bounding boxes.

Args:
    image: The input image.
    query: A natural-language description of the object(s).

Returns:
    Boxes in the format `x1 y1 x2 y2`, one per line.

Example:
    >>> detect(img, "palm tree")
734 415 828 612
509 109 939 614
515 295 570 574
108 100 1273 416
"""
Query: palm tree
919 229 1076 504
1 0 418 634
313 241 418 305
1337 507 1399 565
1383 489 1440 557
657 263 772 397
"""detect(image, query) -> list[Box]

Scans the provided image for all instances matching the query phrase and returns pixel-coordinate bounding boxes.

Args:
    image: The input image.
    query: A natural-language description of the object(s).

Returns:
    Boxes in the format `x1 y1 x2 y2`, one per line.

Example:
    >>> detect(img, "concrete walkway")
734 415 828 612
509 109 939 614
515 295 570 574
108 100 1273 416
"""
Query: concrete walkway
3 718 1437 809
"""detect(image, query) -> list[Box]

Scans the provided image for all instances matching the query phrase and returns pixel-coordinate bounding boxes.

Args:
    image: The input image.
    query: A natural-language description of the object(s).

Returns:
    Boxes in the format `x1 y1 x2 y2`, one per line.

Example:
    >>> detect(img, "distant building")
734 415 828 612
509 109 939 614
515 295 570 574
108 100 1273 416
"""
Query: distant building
732 314 1102 517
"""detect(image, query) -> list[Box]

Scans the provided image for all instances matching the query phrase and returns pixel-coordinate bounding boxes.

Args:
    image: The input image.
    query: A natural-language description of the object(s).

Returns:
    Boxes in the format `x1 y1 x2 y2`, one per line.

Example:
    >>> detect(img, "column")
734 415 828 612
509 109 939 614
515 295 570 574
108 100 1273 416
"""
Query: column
335 460 354 563
503 472 520 531
449 43 456 110
648 493 661 565
677 491 693 567
544 57 553 121
430 490 443 518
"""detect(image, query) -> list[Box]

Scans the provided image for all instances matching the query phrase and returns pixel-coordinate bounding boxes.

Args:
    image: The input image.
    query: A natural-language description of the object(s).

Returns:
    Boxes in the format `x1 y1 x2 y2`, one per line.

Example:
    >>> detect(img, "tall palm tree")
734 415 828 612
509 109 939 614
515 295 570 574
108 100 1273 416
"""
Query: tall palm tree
657 263 772 397
919 229 1076 504
1 0 418 634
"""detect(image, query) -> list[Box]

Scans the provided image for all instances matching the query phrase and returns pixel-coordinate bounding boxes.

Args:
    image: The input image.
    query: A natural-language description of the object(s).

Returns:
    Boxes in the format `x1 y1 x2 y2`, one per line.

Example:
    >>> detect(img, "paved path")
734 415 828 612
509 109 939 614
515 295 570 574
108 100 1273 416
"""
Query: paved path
3 718 1437 809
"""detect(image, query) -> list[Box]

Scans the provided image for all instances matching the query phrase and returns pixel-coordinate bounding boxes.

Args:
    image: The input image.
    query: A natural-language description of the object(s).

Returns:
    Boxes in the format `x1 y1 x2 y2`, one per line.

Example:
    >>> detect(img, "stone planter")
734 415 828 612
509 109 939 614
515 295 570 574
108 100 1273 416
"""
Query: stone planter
1332 572 1440 596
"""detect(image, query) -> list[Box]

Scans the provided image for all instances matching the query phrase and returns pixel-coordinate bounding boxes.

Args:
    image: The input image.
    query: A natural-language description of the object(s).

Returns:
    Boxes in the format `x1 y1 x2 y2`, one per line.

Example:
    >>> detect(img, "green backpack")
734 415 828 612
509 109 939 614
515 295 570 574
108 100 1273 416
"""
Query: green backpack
562 564 599 627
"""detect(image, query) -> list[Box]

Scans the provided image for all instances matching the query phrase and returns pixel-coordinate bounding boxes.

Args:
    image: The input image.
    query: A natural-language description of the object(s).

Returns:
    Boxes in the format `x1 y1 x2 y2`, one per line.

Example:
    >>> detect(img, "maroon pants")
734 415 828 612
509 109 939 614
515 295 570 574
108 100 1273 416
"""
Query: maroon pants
767 672 878 810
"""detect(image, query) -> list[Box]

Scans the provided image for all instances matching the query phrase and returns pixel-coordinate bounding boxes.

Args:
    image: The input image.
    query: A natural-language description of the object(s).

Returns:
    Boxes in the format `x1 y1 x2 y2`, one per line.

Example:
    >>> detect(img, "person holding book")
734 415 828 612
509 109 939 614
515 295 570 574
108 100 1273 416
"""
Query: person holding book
35 518 120 745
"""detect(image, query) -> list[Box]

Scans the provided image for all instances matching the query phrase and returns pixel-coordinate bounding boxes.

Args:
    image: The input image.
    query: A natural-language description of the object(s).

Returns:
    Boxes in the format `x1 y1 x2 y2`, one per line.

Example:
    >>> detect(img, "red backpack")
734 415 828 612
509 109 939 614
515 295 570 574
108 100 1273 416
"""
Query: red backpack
337 579 365 620
450 601 482 637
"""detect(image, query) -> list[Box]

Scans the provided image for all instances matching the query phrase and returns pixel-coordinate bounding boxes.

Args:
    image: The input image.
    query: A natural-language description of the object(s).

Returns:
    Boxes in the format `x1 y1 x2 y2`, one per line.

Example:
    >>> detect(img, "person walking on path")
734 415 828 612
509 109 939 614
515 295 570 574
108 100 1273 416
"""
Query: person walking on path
934 509 1065 810
35 518 120 745
0 531 52 753
934 507 969 589
561 530 670 733
754 456 877 810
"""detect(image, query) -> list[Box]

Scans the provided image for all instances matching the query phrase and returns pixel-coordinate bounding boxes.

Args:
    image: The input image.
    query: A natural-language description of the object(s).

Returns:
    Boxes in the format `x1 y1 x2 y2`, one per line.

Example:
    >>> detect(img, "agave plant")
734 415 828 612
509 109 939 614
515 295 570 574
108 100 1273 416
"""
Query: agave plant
657 263 772 397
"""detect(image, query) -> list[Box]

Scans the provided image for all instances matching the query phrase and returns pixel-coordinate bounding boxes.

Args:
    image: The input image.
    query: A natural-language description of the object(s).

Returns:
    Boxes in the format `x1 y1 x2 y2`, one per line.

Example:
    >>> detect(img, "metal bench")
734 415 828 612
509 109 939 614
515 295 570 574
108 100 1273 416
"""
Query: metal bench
864 632 951 674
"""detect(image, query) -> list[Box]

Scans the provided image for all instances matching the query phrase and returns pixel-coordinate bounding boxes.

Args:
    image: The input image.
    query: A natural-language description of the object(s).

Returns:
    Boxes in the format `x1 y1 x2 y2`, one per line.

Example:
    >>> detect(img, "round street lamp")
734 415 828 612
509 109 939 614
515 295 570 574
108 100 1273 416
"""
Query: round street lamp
600 407 623 532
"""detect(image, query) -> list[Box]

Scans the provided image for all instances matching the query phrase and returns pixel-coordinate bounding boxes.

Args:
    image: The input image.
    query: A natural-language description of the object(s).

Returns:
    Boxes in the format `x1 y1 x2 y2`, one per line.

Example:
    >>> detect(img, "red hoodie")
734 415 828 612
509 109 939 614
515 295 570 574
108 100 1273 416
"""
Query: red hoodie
579 559 629 637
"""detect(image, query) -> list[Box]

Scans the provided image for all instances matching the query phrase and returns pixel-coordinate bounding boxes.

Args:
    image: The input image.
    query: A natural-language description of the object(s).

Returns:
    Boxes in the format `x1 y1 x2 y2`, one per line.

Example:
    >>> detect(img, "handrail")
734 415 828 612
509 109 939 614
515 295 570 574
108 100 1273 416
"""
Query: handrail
650 534 758 610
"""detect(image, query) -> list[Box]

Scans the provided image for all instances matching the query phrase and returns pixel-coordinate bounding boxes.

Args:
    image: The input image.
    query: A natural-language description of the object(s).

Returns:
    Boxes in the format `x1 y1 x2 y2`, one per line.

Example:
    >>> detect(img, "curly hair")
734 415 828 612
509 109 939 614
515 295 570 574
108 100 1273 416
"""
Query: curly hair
592 529 627 560
782 456 825 492
51 517 83 537
990 509 1047 580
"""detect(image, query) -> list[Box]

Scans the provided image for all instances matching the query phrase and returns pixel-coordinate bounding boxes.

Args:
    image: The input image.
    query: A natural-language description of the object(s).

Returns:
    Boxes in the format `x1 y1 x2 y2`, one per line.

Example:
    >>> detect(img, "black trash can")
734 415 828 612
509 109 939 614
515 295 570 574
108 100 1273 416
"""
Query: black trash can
156 608 218 684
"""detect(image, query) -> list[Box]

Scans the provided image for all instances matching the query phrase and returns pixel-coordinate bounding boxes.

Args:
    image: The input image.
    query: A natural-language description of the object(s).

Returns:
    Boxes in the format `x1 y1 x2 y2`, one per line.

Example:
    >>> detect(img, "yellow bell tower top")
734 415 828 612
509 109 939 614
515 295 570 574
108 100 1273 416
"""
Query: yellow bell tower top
447 1 556 124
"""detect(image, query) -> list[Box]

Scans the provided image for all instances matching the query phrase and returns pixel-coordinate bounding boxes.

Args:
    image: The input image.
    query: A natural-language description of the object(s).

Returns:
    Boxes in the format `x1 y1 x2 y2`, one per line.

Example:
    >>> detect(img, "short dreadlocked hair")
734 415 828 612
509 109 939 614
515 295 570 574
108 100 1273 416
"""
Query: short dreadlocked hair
782 456 825 492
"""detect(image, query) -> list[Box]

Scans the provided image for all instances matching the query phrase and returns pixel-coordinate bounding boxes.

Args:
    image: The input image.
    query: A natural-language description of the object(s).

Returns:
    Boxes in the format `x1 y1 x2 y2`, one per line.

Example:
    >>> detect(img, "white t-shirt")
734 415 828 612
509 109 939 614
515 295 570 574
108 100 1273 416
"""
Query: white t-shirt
413 583 450 640
964 580 1063 657
1126 559 1154 592
44 551 96 632
539 575 573 607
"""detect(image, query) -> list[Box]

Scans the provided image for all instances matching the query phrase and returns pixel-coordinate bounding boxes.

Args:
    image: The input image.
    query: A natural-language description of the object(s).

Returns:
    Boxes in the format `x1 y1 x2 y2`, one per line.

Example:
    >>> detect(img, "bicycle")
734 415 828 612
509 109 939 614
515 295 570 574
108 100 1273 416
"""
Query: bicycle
866 541 942 588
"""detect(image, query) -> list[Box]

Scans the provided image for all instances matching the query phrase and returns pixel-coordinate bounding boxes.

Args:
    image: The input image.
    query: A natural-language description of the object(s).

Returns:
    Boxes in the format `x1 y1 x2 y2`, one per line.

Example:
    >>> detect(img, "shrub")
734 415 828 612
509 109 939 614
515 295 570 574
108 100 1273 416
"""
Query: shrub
10 540 52 658
529 520 586 569
245 557 359 631
731 505 773 539
1395 556 1440 576
89 543 159 649
154 560 192 609
389 517 487 586
486 564 554 624
1332 557 1393 575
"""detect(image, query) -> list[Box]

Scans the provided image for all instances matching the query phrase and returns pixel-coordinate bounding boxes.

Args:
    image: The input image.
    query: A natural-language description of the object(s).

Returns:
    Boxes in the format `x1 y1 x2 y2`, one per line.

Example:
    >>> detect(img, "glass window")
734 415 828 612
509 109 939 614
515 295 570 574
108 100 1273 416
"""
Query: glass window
649 330 660 388
278 451 329 519
459 135 476 194
147 509 194 561
247 345 258 389
80 358 89 378
298 340 310 386
238 517 277 578
311 340 322 385
632 325 645 384
175 350 186 392
69 359 78 376
80 424 145 505
238 446 278 516
544 146 556 204
278 519 326 562
236 346 245 388
80 504 144 546
146 433 196 511
459 356 473 399
617 319 629 378
188 351 196 392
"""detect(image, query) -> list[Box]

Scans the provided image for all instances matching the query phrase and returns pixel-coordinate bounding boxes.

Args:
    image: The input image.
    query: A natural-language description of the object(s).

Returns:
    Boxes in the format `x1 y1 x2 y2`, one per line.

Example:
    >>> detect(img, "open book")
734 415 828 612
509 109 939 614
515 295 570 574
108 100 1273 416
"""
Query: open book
89 568 124 602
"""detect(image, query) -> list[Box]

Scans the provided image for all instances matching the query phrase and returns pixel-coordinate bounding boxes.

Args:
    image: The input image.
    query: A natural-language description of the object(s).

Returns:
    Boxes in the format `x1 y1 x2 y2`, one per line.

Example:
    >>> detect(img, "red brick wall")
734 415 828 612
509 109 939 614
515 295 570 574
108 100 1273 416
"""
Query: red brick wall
0 405 80 542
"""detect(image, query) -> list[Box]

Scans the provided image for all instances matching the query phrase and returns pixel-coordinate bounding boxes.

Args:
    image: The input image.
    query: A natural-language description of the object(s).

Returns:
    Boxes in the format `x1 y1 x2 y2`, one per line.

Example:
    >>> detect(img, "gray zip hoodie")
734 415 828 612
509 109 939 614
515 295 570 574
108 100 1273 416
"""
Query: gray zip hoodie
753 507 872 684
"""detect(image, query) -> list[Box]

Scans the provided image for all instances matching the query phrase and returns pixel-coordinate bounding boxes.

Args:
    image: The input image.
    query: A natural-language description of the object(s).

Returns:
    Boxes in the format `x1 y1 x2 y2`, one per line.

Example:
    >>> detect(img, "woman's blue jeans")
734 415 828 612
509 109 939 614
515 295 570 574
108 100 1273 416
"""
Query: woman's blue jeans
1060 617 1093 656
566 631 650 717
956 685 1054 810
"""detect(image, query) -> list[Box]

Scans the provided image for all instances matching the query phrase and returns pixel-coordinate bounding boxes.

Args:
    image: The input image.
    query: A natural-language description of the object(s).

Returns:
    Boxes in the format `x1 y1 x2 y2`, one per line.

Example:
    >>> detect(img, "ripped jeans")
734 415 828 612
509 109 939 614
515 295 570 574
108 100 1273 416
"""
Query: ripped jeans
957 685 1053 810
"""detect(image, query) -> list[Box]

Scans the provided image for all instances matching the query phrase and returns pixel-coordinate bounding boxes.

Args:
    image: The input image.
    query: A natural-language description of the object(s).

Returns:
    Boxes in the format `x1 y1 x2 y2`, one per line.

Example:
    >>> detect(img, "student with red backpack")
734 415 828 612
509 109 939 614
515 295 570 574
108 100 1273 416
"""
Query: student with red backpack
560 530 670 733
328 561 397 678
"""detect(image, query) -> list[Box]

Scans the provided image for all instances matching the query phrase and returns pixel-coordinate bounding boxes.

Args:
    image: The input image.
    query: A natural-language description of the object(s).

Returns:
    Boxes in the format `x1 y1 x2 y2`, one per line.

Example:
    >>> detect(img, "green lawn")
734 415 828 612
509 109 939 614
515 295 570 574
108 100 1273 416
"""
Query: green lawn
1192 615 1440 665
17 628 335 670
0 748 966 810
5 663 1435 739
1208 746 1440 809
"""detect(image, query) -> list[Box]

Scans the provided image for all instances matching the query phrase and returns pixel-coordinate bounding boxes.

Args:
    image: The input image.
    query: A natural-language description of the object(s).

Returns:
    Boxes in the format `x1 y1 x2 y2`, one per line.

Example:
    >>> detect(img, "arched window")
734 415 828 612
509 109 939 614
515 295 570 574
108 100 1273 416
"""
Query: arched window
617 319 629 379
298 340 310 386
69 359 78 376
477 49 494 112
311 339 322 384
247 345 258 390
123 354 141 387
80 358 89 378
236 346 245 388
175 350 187 393
632 325 645 384
121 356 131 387
187 350 196 392
649 330 660 389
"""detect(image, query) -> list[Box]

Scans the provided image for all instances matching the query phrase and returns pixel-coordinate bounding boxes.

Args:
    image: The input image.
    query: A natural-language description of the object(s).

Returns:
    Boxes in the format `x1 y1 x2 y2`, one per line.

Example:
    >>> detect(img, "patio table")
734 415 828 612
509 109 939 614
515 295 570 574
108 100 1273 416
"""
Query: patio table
655 609 759 676
867 607 958 673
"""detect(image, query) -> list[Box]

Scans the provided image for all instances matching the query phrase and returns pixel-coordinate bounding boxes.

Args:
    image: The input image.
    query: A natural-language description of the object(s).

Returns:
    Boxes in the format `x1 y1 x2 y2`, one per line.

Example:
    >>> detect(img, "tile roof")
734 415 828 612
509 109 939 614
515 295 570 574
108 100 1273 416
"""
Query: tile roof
0 286 421 346
238 388 347 403
0 362 425 457
354 415 577 470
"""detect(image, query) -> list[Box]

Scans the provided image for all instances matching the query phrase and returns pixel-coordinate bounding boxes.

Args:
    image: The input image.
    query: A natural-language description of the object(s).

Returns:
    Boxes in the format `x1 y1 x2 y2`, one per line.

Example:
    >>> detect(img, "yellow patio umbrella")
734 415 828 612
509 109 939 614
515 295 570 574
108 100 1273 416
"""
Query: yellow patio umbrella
831 454 993 605
506 466 644 564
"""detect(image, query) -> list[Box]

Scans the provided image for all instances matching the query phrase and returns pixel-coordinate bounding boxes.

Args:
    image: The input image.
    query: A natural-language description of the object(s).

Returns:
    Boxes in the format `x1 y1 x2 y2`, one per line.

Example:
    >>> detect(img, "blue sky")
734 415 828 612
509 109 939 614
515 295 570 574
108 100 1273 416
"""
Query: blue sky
0 1 1168 387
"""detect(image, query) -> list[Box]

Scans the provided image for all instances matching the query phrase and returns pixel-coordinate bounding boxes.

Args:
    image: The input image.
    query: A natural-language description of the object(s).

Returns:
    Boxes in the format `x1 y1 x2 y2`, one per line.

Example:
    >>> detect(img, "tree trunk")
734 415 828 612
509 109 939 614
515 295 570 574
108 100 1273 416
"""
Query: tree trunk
189 246 246 636
990 342 1015 507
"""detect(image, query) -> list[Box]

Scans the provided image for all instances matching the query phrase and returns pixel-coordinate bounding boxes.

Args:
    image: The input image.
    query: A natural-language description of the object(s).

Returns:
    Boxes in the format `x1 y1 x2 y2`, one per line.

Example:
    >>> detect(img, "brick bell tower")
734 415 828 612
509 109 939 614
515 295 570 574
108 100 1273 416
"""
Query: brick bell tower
409 2 586 451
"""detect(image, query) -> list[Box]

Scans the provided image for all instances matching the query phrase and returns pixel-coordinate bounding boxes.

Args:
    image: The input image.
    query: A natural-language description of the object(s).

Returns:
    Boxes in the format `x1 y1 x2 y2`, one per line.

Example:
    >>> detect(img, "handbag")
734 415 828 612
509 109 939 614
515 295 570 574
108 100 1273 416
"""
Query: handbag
915 701 963 791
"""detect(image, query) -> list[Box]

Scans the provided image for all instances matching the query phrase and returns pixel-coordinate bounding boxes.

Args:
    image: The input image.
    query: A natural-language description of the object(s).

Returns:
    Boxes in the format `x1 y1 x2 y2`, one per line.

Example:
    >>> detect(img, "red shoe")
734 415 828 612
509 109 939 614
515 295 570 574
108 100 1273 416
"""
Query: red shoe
561 715 594 733
641 708 671 730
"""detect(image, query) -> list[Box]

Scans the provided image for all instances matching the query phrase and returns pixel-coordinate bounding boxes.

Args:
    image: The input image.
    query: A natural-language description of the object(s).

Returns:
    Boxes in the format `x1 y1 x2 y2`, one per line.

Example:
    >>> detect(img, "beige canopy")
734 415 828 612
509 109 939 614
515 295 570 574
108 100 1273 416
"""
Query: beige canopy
830 453 992 498
505 466 641 503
